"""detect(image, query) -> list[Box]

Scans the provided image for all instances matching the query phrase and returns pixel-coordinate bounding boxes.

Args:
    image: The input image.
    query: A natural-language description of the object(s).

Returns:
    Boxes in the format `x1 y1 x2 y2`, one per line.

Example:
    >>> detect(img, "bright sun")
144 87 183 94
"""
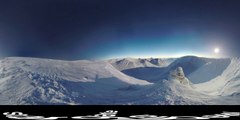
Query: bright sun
214 48 220 54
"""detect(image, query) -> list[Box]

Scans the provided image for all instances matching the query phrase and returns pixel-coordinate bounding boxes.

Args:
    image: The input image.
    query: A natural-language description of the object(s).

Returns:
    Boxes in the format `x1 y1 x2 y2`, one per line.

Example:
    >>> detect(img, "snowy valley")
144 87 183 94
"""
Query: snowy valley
0 56 239 105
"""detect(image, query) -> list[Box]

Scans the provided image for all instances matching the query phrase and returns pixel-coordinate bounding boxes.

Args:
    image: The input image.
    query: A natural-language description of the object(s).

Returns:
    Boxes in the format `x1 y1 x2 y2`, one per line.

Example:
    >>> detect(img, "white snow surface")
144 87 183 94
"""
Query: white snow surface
194 58 240 97
0 56 239 105
109 57 175 71
188 58 230 84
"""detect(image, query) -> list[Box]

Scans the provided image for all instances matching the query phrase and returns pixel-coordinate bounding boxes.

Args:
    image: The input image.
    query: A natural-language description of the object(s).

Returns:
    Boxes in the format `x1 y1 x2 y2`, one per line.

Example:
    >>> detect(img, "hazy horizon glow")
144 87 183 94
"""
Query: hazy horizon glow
99 36 228 60
103 53 225 60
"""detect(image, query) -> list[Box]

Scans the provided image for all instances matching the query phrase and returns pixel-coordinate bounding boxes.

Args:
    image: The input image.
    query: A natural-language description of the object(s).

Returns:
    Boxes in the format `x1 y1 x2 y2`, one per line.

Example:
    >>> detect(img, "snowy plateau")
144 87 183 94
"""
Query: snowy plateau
0 56 239 105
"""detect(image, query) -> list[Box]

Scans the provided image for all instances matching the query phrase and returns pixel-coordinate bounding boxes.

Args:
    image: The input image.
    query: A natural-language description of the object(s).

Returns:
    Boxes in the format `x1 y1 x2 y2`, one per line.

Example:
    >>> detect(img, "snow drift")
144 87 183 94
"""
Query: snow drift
0 56 239 105
0 57 150 105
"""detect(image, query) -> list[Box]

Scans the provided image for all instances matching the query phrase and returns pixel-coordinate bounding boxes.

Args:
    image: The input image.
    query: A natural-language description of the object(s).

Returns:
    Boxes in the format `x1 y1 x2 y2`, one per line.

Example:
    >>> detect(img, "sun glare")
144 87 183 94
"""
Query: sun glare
214 48 220 54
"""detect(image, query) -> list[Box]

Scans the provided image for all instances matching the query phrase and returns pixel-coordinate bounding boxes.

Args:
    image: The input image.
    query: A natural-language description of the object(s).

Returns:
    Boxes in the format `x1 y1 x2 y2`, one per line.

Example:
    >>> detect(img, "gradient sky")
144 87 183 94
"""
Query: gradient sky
0 0 240 60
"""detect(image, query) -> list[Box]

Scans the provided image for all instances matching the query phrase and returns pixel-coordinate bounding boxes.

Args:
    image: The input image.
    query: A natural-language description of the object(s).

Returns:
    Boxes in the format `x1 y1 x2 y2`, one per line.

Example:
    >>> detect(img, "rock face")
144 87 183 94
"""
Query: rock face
169 67 190 85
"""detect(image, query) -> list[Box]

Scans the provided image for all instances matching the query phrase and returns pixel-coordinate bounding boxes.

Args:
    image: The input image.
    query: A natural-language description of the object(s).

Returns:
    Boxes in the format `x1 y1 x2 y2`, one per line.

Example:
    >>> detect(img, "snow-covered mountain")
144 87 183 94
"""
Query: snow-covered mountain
110 58 175 82
0 56 239 105
194 58 240 96
0 57 150 105
109 57 175 71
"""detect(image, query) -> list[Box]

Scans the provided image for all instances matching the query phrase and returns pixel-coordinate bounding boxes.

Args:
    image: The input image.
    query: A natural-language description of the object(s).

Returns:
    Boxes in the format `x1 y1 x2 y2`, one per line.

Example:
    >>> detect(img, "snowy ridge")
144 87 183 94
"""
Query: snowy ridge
118 56 211 82
110 58 175 82
166 56 210 76
0 57 150 85
194 57 240 97
109 57 175 71
188 58 230 83
0 56 239 105
0 57 151 104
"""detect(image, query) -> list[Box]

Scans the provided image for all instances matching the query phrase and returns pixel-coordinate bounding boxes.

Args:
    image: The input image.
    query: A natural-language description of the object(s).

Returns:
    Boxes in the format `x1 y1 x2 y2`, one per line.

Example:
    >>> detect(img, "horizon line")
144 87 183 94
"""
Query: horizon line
0 55 231 61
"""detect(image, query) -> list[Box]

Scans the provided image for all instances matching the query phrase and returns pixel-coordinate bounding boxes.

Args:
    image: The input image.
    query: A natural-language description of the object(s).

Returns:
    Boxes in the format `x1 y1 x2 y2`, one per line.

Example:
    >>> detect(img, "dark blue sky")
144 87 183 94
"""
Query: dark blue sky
0 0 240 60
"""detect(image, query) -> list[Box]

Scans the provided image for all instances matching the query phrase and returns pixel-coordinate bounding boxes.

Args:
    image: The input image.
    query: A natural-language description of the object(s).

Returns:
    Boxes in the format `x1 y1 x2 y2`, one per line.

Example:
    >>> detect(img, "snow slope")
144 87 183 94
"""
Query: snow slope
0 56 239 105
119 56 210 82
166 56 210 76
194 58 240 97
110 58 175 82
188 58 230 83
109 57 175 71
0 57 151 105
117 56 234 85
0 57 151 85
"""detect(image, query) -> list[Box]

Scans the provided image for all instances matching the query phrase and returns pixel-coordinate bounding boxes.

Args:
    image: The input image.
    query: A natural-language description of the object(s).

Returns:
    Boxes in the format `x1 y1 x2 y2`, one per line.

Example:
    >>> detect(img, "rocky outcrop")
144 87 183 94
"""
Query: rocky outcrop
169 67 190 85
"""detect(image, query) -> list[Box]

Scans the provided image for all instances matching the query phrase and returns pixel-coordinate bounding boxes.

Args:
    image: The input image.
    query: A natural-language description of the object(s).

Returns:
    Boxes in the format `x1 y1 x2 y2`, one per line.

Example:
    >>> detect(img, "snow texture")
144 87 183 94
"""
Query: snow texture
0 56 239 105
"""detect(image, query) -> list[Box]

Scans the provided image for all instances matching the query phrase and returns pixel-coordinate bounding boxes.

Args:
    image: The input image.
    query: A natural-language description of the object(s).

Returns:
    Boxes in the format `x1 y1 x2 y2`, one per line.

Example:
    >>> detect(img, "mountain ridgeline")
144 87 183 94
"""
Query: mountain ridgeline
0 56 239 105
110 56 230 83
